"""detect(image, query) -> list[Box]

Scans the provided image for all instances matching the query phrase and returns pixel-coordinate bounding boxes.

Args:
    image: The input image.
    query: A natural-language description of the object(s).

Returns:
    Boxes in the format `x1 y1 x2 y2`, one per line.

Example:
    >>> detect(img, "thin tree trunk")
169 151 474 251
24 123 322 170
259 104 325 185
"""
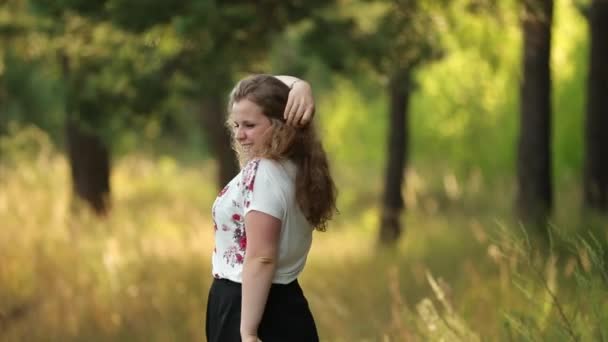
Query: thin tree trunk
200 97 239 189
583 0 608 212
516 0 554 227
379 70 411 246
66 120 111 215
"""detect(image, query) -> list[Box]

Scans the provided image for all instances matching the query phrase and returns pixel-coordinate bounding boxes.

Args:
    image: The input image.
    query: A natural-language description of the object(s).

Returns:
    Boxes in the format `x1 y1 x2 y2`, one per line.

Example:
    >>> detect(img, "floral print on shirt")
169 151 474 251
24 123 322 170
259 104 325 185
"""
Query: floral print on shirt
212 159 260 268
222 213 247 266
241 159 260 209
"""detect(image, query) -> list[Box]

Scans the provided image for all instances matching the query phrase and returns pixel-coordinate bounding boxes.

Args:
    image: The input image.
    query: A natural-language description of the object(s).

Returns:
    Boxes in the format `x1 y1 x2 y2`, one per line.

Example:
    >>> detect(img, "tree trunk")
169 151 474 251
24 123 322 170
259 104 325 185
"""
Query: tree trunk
62 54 111 216
379 70 411 246
201 97 239 189
66 120 111 215
516 0 554 227
583 0 608 212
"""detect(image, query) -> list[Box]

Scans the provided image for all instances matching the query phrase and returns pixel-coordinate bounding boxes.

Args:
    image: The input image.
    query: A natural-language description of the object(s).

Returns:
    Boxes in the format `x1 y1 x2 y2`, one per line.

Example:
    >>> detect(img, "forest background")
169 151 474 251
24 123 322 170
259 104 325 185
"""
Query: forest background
1 0 607 341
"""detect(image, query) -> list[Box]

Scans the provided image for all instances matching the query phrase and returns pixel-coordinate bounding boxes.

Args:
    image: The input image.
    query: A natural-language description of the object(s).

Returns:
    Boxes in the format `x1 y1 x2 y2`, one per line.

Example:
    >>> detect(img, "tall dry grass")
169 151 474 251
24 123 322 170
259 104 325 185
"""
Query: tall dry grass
1 126 606 341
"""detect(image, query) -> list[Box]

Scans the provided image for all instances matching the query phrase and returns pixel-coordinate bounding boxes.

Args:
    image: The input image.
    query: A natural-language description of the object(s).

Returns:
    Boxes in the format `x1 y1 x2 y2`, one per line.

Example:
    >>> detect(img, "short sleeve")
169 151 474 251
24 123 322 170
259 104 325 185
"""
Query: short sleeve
241 159 286 220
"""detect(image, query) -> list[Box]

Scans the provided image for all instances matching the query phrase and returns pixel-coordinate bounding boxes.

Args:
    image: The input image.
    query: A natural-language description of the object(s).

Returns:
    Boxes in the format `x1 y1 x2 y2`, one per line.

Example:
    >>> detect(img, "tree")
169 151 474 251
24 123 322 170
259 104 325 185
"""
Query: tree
1 1 115 214
65 120 111 215
516 0 554 228
583 0 608 213
46 0 338 190
362 0 443 246
17 0 181 215
380 68 412 244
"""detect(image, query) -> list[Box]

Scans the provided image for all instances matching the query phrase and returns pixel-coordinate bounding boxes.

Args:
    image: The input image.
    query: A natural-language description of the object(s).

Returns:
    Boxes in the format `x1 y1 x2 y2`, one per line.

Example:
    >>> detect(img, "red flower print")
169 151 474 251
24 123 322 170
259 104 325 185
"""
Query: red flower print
239 236 247 250
235 253 243 263
232 213 241 221
241 159 259 198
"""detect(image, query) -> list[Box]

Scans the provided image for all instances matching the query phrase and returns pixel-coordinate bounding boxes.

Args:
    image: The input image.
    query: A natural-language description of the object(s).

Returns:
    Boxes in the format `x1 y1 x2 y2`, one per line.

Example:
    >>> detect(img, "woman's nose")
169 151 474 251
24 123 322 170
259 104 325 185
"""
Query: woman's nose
235 128 245 140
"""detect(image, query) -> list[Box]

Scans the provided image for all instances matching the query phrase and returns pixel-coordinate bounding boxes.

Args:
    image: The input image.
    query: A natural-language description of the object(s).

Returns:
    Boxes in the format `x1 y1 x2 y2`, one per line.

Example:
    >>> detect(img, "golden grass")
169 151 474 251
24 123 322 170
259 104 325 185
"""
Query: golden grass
1 130 606 341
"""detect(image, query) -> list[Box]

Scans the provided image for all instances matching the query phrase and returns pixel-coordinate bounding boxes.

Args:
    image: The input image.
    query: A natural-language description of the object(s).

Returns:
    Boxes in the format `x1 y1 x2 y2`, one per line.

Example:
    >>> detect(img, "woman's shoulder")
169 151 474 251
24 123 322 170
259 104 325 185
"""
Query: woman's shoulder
243 157 283 172
242 158 294 182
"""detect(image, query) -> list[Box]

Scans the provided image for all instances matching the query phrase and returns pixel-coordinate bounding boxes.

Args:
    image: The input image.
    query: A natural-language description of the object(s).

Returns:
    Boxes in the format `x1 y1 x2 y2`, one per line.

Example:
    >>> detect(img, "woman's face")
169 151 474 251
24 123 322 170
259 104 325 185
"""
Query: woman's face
230 99 273 159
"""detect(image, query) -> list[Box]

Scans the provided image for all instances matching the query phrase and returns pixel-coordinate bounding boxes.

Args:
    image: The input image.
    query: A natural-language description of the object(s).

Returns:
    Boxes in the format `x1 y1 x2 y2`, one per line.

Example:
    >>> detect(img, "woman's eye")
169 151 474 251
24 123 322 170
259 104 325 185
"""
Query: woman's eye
244 124 255 128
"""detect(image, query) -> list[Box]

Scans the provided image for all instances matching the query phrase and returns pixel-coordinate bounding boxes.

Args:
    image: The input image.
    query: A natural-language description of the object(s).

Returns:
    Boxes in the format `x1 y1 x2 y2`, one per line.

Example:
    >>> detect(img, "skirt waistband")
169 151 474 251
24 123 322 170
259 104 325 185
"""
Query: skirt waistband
213 277 300 289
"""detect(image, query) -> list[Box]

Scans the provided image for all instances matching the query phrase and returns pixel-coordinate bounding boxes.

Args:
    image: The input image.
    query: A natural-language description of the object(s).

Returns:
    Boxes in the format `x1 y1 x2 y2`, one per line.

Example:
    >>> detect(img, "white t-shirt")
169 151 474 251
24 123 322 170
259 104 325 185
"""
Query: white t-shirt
211 158 313 284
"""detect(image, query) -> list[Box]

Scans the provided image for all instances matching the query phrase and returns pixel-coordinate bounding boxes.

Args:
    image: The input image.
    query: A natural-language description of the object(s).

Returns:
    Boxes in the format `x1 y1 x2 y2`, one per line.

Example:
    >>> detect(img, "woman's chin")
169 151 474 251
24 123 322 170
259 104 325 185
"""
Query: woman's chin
237 150 256 166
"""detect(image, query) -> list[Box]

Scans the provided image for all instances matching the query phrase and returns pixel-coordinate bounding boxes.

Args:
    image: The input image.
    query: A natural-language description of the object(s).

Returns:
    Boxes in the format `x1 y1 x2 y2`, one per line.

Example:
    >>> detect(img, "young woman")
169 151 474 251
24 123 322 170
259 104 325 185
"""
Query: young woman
206 75 337 342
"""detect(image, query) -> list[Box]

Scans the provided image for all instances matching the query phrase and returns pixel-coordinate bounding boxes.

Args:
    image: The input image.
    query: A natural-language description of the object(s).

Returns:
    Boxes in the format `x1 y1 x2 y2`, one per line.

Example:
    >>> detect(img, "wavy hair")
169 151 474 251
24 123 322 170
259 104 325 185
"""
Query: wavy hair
227 74 337 231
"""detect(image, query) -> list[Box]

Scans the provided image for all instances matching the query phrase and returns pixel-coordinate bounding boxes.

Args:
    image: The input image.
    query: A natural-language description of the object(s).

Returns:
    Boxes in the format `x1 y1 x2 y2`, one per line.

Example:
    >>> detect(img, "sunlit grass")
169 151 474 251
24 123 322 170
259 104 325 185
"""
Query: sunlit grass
1 130 607 341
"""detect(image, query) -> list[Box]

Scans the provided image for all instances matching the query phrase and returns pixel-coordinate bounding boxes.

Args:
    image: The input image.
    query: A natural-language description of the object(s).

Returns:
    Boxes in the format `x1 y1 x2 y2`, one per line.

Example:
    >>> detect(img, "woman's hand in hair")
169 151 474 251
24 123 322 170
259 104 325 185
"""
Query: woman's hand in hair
284 80 315 127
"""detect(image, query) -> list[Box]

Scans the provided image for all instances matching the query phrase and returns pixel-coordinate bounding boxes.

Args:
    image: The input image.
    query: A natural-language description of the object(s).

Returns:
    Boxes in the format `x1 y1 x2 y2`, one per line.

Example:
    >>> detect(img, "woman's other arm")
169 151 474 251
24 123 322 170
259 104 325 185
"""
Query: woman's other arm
240 210 281 342
274 75 315 126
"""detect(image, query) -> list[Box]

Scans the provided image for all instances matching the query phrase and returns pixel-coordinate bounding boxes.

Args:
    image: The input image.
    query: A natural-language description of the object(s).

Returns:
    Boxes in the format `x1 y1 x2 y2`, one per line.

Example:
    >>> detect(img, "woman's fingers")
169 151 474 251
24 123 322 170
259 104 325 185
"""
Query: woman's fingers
300 106 314 126
288 101 304 126
286 103 315 126
284 80 315 126
284 95 295 120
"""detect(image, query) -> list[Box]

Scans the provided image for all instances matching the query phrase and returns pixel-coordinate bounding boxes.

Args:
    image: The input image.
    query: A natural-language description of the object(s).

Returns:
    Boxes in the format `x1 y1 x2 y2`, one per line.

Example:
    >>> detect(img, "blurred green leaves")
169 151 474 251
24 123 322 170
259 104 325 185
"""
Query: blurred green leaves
0 0 593 181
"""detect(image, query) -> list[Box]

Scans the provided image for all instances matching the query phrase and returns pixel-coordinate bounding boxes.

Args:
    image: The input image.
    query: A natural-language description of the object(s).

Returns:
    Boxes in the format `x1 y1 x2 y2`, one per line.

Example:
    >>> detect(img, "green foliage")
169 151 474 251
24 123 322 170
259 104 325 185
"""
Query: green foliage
0 0 64 140
276 0 590 187
319 77 387 167
0 0 595 182
1 0 187 151
11 0 347 157
0 52 64 140
406 0 517 177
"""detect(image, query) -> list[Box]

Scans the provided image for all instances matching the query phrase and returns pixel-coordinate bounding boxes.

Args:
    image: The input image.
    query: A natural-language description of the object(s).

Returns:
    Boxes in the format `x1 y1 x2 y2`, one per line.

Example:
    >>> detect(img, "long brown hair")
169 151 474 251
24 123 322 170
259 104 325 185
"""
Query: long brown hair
227 74 337 231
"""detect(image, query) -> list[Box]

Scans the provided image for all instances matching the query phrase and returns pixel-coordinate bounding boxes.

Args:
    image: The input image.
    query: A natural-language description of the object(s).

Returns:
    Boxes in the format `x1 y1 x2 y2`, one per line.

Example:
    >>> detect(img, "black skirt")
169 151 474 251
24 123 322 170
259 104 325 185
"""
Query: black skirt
206 278 319 342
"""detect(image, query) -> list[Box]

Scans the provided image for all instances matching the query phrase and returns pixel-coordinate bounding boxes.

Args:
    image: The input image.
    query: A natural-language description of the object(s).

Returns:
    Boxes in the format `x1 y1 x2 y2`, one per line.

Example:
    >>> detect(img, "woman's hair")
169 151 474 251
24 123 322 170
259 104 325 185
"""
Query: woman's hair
227 74 337 231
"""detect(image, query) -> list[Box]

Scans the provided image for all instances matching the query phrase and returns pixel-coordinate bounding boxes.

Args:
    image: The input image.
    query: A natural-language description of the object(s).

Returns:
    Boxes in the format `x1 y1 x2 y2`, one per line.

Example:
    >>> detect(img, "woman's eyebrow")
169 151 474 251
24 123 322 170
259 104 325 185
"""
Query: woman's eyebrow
232 119 255 125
